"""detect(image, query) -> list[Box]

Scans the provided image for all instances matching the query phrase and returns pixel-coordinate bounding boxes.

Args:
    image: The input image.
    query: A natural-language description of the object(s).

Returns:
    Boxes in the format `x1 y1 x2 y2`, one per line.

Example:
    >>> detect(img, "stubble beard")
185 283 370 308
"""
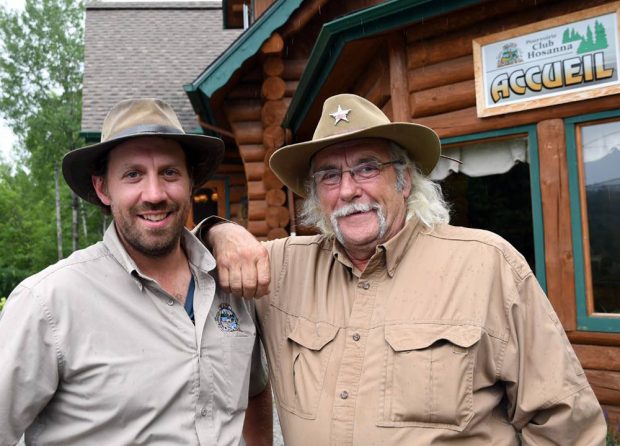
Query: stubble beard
113 201 190 258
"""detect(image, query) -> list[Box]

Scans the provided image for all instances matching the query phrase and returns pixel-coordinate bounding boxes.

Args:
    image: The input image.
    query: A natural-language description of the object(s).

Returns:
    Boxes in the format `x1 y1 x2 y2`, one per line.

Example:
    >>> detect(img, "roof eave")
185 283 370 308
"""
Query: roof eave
283 0 484 133
184 0 304 126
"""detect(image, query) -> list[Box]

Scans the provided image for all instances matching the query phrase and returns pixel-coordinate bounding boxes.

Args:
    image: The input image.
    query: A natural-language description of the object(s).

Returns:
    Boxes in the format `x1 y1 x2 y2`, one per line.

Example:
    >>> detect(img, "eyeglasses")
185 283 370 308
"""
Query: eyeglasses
311 160 403 187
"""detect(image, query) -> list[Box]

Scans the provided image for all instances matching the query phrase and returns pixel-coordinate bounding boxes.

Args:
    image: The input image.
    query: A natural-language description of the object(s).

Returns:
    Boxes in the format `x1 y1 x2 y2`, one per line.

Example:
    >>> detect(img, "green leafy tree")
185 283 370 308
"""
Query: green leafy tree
0 0 88 260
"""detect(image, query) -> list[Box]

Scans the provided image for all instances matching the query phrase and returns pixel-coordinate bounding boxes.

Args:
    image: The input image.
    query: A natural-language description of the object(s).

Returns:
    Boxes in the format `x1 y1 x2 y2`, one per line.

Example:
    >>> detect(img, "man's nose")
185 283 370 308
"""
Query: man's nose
142 175 167 203
338 170 361 201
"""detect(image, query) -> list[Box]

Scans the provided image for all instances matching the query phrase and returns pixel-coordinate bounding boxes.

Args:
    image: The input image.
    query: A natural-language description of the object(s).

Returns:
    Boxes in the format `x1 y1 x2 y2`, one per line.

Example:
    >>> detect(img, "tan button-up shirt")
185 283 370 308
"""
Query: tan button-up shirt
0 224 267 446
257 218 605 445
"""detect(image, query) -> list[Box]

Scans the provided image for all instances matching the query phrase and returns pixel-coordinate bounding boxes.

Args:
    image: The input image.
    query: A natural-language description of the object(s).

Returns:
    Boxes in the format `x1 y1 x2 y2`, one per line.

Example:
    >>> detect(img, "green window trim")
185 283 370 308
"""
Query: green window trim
566 110 620 333
441 125 546 291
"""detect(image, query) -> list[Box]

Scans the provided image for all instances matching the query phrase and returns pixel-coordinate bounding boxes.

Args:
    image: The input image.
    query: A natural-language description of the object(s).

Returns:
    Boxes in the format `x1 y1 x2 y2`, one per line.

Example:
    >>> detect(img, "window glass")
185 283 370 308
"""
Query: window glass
434 137 535 271
579 120 620 315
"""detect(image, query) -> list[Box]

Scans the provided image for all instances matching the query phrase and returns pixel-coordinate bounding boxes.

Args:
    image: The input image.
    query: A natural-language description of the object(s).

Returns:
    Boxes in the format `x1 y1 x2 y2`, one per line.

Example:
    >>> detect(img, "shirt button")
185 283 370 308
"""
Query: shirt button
340 390 349 400
358 281 370 290
200 408 207 417
352 333 360 342
167 299 174 306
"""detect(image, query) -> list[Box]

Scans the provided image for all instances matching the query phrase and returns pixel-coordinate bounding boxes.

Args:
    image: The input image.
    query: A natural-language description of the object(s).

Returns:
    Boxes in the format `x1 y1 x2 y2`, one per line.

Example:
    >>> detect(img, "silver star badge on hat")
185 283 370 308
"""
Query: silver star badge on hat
329 105 351 125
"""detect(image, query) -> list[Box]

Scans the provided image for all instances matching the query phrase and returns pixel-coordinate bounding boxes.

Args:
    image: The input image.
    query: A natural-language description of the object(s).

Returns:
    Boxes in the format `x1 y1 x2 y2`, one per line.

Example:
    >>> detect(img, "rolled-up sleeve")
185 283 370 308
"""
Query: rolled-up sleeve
0 285 60 444
501 273 606 445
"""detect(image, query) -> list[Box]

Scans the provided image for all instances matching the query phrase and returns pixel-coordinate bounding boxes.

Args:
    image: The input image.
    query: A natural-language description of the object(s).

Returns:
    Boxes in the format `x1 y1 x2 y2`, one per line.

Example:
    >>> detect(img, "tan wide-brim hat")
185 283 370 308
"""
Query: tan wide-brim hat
270 93 441 197
63 98 224 205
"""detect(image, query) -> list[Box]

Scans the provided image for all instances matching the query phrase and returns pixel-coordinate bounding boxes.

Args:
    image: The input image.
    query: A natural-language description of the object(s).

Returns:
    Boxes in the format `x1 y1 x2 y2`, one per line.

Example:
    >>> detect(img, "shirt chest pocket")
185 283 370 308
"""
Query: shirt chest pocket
378 324 481 431
274 317 338 419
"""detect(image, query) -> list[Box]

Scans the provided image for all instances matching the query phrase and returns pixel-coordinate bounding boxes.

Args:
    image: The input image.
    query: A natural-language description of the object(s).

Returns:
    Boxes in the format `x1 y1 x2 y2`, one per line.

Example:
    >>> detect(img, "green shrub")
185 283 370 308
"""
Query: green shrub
0 297 6 312
0 267 28 298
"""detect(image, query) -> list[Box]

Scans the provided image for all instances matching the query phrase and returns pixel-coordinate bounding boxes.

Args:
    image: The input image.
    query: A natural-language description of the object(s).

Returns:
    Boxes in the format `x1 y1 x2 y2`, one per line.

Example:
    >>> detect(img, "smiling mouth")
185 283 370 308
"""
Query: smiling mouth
140 212 171 222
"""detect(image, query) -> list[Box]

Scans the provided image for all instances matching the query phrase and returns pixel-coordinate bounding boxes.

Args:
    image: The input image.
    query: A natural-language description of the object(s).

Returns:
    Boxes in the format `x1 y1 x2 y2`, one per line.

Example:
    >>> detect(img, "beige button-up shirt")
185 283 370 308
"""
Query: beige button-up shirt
0 224 267 446
257 218 605 445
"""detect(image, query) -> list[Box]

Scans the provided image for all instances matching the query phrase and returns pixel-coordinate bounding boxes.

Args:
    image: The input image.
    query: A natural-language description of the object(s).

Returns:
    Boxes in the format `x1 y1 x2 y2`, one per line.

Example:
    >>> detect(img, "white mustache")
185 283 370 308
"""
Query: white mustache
332 202 380 219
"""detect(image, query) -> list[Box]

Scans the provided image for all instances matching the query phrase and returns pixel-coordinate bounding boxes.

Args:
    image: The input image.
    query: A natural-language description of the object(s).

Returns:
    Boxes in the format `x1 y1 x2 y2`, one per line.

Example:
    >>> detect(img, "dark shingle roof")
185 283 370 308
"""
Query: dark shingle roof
82 1 242 134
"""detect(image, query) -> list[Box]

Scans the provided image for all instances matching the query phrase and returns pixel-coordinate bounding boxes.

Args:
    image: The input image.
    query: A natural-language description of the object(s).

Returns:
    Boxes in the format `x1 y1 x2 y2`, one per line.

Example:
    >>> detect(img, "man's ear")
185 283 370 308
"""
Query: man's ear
92 176 111 206
402 169 413 198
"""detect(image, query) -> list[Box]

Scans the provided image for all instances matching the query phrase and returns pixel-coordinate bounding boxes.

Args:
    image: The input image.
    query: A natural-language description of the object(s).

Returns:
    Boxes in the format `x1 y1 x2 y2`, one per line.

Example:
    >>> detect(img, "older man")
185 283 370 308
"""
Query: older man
205 94 606 445
0 98 271 445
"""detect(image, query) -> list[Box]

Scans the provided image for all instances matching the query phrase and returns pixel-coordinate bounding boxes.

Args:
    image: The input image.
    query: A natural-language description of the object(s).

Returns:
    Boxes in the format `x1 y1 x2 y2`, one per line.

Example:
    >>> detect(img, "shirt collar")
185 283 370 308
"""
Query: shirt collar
103 222 216 281
330 217 423 277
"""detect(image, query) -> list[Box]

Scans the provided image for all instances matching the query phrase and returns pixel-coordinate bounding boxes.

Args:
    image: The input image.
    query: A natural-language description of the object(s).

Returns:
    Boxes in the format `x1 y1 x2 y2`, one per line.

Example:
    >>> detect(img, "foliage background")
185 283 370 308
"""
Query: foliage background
0 0 104 297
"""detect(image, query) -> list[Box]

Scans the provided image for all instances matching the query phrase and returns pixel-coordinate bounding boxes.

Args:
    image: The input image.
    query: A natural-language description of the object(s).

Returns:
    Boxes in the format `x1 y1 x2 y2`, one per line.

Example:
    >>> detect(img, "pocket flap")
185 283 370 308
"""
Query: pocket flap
385 324 481 352
287 318 339 351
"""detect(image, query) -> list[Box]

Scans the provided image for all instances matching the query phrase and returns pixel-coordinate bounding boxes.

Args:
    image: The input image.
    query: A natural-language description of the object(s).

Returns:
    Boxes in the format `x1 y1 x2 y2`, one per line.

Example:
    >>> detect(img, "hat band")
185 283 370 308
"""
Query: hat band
106 124 185 142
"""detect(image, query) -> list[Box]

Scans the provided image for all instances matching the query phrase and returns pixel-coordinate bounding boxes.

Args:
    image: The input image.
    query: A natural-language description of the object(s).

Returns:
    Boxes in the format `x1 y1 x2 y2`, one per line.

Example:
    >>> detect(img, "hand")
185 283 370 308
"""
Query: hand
205 223 270 298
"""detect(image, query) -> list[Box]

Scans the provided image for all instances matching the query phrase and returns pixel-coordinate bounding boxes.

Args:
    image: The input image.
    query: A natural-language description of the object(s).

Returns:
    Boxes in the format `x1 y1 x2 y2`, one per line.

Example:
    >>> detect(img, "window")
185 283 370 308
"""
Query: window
435 127 546 286
567 113 620 332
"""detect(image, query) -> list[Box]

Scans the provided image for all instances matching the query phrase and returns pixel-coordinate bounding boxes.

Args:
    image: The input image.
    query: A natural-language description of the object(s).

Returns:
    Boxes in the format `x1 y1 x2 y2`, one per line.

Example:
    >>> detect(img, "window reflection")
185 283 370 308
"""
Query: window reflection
580 120 620 314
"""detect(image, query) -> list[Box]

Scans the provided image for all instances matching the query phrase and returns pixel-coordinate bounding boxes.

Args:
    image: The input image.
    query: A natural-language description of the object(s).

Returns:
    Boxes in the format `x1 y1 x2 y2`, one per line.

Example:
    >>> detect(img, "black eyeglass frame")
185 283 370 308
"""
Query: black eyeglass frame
311 159 404 186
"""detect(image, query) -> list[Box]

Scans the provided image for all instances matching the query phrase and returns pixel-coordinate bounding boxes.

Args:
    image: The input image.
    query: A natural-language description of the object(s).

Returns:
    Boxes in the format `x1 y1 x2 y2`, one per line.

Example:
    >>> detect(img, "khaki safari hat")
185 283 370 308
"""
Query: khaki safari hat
63 98 224 205
269 93 441 197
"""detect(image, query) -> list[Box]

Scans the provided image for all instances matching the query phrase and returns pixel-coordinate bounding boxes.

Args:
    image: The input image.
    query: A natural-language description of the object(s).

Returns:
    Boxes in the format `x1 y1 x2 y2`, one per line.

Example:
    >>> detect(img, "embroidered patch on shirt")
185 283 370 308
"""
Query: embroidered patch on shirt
215 303 240 332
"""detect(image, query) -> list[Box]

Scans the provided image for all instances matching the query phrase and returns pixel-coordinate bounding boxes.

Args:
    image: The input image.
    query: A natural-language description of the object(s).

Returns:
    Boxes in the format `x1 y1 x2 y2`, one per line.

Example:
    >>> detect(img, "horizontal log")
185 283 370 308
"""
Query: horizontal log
248 199 267 220
247 180 266 200
263 56 284 77
282 58 307 80
407 36 471 70
410 79 476 118
267 227 289 240
280 0 330 38
568 331 620 347
404 0 554 44
353 51 388 100
586 369 620 406
228 186 246 204
261 32 284 55
263 168 283 190
262 76 286 101
228 175 246 187
408 55 474 93
230 121 263 145
244 161 265 181
224 100 262 122
414 94 620 139
238 144 266 163
266 188 286 206
406 0 598 69
573 345 620 372
263 125 285 150
264 147 278 166
228 82 261 99
365 71 390 111
285 80 299 97
266 205 290 229
216 163 245 174
247 219 269 237
261 100 288 128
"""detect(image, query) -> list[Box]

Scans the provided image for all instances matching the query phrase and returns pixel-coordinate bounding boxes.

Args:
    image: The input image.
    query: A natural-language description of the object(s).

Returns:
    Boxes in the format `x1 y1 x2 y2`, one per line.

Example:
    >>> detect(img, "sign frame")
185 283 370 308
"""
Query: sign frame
473 2 620 117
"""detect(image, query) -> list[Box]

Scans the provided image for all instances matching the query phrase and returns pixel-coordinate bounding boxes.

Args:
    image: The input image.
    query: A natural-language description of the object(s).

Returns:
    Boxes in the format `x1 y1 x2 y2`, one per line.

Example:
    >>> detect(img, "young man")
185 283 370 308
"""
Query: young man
205 94 606 445
0 98 271 445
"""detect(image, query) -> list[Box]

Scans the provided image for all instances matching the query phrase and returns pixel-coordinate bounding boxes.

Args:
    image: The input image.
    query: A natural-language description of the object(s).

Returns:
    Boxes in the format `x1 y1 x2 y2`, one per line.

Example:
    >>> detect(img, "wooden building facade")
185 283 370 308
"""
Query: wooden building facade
184 0 620 426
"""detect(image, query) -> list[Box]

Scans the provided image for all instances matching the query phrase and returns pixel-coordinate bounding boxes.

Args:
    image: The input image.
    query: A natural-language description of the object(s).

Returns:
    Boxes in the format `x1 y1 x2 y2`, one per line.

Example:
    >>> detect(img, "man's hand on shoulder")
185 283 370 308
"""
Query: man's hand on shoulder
203 222 270 299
